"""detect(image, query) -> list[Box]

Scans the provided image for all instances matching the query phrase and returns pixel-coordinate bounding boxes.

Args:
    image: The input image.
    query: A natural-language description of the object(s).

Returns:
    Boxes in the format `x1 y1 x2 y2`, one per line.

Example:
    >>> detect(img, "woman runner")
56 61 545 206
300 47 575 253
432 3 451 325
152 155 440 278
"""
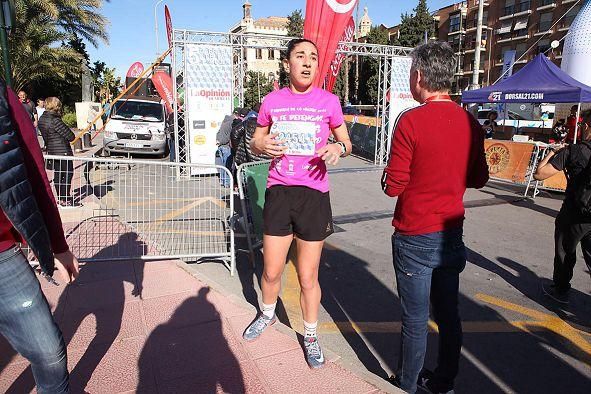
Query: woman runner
242 38 352 369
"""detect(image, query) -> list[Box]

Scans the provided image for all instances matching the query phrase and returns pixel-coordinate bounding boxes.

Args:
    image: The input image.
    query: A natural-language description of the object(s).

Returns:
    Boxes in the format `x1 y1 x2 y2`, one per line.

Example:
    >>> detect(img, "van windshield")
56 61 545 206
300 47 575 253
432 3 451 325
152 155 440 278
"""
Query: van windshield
111 100 164 122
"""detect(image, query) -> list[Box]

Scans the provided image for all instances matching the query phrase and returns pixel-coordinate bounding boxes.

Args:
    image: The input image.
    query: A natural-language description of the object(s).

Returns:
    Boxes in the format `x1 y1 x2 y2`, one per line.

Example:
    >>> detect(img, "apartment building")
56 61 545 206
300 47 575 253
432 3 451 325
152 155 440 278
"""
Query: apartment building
434 0 582 95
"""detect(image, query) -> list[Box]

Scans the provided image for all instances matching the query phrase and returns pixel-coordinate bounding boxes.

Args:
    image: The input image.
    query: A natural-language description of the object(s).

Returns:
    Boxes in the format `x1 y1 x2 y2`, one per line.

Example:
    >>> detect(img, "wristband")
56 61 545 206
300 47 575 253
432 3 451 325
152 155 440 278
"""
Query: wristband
336 141 346 157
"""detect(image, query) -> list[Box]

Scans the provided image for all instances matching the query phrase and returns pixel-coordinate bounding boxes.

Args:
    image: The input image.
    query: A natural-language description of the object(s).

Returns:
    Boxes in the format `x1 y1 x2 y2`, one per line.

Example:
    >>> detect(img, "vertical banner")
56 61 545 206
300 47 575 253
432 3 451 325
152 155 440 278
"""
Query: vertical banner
185 44 233 174
388 57 418 155
304 0 358 88
326 16 355 92
151 71 174 113
164 5 173 49
501 50 516 81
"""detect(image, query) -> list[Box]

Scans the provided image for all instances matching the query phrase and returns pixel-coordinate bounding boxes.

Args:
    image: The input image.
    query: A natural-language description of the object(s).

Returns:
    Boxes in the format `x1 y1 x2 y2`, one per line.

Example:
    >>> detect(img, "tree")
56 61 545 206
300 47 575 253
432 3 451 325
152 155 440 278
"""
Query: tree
395 0 435 47
358 26 389 104
1 0 109 98
279 9 305 87
244 71 273 109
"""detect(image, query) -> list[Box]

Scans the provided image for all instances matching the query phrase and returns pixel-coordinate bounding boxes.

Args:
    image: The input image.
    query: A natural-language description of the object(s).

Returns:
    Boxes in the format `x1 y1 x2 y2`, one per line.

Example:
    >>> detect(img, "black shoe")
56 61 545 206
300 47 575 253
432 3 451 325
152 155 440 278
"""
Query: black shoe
417 369 455 394
542 283 569 304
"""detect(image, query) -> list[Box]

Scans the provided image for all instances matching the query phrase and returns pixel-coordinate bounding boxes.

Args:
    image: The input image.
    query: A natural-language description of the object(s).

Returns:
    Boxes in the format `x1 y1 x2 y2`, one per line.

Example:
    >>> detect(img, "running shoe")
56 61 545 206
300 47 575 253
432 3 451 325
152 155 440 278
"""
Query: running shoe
417 369 455 394
243 313 276 341
303 336 325 369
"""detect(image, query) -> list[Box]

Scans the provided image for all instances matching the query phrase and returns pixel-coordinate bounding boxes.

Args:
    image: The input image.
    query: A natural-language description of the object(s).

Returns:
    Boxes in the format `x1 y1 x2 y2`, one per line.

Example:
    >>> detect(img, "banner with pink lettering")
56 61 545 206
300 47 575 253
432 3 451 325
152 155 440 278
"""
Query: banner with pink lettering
151 71 174 113
303 0 358 88
325 16 355 92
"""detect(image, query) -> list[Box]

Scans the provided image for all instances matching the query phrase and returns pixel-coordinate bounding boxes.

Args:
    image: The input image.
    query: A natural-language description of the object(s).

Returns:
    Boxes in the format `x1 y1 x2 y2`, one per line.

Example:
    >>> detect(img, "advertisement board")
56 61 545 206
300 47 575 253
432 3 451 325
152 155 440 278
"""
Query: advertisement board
185 44 233 174
484 140 535 183
388 56 418 156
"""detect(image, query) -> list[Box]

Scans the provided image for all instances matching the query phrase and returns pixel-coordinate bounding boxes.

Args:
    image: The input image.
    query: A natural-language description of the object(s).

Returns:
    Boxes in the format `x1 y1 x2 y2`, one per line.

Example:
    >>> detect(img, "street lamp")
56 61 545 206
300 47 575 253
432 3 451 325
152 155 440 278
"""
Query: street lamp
154 0 165 56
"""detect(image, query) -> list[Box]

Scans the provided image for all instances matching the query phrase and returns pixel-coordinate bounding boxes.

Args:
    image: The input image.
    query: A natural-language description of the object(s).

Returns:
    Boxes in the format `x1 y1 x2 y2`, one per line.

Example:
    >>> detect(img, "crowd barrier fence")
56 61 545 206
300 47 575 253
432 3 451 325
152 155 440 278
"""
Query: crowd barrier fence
236 160 271 263
42 155 236 275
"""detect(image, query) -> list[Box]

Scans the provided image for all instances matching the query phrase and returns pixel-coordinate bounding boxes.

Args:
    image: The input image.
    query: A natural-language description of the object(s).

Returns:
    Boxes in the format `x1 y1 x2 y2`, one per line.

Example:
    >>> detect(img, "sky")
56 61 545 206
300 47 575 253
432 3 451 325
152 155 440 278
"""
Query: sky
86 0 452 79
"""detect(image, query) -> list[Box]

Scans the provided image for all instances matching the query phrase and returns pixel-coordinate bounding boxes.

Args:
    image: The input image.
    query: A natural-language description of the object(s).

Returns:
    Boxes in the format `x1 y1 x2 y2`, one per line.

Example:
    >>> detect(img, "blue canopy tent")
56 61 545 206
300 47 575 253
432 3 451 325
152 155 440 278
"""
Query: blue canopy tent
462 54 591 143
461 54 591 104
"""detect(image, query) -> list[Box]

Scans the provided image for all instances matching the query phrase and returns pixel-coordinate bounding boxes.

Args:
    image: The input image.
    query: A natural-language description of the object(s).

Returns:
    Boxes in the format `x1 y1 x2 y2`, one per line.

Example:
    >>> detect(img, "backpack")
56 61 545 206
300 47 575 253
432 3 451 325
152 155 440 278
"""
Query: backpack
572 142 591 215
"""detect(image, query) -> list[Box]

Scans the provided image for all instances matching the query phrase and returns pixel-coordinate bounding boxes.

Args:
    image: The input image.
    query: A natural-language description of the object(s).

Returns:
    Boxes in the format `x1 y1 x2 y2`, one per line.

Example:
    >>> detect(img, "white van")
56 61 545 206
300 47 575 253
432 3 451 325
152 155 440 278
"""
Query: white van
103 96 168 157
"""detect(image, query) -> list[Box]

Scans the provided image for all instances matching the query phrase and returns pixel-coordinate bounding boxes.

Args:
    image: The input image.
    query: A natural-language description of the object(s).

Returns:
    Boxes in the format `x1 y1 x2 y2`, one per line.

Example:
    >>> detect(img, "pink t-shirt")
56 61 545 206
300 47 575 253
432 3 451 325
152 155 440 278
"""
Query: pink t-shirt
257 87 344 193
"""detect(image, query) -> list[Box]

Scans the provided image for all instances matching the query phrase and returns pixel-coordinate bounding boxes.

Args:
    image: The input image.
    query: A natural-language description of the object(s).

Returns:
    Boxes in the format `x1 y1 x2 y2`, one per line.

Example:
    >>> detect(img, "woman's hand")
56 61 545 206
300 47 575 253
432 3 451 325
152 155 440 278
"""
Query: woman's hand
253 132 286 157
317 143 342 166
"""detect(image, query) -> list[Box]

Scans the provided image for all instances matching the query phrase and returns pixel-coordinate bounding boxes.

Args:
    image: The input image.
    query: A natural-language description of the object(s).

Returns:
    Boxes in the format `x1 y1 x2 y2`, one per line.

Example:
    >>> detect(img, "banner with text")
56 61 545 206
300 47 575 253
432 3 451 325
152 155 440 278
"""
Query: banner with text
326 16 355 92
388 56 418 156
484 140 535 183
185 44 233 174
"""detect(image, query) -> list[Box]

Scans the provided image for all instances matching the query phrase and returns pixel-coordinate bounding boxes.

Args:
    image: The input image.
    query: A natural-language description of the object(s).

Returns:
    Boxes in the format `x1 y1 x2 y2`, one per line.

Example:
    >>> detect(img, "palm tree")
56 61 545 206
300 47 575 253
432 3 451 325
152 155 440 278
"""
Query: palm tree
1 0 109 91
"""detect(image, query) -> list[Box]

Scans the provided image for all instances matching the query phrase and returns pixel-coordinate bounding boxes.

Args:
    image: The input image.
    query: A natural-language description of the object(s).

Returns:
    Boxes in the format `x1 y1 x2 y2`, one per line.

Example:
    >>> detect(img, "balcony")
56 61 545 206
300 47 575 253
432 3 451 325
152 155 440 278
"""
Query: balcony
537 0 556 11
562 0 577 4
499 1 532 20
558 16 576 32
465 19 489 31
533 22 554 36
448 25 466 35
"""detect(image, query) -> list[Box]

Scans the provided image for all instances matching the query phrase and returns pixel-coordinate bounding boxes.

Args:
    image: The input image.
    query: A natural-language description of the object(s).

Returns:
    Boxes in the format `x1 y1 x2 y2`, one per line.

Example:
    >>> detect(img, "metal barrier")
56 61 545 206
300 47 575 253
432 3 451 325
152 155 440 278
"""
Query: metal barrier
525 145 567 197
236 160 271 263
43 155 236 275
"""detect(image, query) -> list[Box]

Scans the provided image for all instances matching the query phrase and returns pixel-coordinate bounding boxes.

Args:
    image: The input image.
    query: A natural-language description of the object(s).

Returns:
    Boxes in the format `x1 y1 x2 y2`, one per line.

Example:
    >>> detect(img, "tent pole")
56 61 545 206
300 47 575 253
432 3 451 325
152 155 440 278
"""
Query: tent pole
504 104 509 137
574 102 581 145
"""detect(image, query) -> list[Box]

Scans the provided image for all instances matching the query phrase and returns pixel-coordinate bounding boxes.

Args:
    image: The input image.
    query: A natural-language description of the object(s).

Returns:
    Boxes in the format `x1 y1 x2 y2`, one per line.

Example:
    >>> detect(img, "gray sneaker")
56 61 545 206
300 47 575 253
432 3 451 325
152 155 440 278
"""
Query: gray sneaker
303 336 325 369
243 313 276 341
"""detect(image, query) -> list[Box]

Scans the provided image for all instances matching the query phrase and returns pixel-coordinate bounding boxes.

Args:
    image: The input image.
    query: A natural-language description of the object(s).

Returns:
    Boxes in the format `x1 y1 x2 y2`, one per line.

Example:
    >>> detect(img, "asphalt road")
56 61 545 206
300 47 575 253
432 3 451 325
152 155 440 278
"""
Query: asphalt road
186 155 591 394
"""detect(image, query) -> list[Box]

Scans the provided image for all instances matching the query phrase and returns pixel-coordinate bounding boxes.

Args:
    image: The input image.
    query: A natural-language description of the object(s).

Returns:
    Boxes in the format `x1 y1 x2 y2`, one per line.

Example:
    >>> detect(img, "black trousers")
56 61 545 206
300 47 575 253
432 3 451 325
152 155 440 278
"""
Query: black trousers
553 208 591 291
52 159 74 203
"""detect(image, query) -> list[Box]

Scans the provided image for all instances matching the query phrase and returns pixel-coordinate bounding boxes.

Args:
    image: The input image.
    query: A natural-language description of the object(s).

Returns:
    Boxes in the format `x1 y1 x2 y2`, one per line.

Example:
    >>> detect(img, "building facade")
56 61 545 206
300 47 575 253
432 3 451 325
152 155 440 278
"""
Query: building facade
229 1 288 82
434 0 582 95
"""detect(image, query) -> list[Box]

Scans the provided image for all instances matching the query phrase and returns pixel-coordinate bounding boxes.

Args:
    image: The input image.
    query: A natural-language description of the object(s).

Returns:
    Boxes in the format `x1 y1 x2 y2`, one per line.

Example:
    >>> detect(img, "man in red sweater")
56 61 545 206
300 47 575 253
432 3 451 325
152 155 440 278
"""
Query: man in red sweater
382 42 488 394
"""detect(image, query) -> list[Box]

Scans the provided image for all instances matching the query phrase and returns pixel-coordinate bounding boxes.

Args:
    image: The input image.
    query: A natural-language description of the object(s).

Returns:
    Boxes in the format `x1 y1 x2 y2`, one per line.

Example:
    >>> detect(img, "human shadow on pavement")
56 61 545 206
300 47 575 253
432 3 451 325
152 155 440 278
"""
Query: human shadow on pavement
467 247 591 335
478 188 560 218
3 232 146 393
137 287 244 393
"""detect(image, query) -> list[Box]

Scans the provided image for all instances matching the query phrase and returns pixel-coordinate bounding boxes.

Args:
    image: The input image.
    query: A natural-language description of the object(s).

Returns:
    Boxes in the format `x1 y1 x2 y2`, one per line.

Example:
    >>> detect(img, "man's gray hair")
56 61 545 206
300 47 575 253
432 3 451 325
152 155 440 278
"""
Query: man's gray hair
410 41 456 92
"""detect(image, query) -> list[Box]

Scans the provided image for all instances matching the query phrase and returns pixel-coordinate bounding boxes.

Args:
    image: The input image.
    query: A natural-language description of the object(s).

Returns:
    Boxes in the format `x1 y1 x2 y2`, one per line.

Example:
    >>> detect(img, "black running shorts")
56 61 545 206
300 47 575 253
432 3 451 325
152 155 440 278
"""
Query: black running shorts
263 185 334 241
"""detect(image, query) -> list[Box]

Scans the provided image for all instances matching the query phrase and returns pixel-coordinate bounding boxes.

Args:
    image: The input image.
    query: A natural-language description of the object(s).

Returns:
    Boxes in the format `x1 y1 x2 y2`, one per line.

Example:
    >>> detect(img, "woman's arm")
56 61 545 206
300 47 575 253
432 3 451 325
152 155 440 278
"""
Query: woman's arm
316 123 352 165
55 118 76 142
250 125 286 157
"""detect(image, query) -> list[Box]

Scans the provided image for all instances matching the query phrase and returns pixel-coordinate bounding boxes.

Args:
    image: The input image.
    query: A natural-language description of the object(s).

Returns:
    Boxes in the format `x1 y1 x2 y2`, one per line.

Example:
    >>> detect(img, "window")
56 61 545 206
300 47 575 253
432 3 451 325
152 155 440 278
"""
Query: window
504 0 515 15
537 39 551 54
515 42 527 58
449 14 461 32
563 5 580 27
514 16 529 30
269 50 275 60
256 48 262 59
497 20 513 34
539 12 553 31
515 0 531 13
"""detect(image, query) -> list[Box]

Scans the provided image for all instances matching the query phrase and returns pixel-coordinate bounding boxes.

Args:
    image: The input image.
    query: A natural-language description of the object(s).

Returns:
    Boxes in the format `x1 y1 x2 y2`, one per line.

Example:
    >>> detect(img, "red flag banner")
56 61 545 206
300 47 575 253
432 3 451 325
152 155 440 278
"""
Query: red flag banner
151 71 174 113
165 5 173 49
326 16 355 92
126 62 144 78
304 0 358 88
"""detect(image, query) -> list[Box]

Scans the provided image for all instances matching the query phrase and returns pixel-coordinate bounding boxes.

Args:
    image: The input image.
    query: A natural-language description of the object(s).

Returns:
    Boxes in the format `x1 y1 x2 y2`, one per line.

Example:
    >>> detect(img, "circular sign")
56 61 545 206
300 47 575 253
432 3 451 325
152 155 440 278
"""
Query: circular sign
194 135 206 145
520 104 526 111
485 143 510 175
551 40 560 49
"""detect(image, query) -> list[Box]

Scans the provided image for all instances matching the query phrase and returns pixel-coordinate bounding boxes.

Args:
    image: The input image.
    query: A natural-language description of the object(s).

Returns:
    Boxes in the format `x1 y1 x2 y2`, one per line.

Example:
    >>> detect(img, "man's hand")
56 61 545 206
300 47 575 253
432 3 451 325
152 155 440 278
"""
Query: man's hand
54 250 80 284
33 120 38 128
317 143 342 166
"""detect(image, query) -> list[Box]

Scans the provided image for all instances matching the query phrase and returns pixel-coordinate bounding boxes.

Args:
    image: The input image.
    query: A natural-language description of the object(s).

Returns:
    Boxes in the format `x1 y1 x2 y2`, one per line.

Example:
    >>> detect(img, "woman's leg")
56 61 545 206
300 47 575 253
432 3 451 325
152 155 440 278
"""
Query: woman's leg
261 234 293 305
294 238 323 323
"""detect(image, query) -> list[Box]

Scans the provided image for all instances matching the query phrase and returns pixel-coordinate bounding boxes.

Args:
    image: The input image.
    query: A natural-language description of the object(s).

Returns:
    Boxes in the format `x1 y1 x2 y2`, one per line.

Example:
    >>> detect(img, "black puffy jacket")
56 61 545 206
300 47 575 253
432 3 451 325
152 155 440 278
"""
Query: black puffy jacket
0 82 55 274
38 111 75 156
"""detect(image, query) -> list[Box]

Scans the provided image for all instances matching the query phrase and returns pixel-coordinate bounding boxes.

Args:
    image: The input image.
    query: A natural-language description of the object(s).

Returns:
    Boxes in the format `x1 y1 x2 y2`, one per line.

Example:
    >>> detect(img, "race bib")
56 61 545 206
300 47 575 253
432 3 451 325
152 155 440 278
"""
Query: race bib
271 121 317 156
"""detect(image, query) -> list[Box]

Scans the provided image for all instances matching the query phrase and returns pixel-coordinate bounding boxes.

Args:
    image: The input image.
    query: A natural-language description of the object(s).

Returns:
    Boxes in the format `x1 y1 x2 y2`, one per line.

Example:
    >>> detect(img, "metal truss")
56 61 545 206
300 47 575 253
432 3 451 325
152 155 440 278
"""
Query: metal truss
171 29 412 166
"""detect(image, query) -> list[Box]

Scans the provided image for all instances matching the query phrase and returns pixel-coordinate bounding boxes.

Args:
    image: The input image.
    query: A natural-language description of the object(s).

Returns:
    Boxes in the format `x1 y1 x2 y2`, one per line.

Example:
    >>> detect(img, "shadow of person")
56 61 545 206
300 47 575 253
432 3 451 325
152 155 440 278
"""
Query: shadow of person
137 287 245 393
5 232 146 393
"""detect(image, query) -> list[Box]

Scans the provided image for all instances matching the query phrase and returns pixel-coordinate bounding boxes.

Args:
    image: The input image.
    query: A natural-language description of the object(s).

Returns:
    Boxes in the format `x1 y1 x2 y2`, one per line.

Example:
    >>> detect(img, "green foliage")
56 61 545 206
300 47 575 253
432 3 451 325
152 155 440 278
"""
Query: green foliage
62 111 77 128
244 71 273 110
1 0 109 102
91 62 121 102
358 26 389 104
286 9 304 37
394 0 435 47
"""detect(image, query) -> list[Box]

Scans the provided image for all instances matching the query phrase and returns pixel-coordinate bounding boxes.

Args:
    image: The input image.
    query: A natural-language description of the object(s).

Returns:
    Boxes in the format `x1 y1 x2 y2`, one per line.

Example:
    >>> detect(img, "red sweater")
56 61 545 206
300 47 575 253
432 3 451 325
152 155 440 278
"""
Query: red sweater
382 101 489 235
0 88 69 253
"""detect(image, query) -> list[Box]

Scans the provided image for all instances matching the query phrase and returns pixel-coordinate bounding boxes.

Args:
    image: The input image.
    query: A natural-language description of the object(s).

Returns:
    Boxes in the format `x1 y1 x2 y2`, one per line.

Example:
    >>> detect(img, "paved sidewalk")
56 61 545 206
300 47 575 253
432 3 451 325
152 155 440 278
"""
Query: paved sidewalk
0 256 384 393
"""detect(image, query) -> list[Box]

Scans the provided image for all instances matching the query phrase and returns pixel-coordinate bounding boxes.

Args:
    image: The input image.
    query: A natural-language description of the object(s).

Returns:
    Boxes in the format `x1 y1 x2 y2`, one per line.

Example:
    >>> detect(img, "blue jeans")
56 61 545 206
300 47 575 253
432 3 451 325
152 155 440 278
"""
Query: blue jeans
392 228 466 393
0 247 69 393
216 145 232 187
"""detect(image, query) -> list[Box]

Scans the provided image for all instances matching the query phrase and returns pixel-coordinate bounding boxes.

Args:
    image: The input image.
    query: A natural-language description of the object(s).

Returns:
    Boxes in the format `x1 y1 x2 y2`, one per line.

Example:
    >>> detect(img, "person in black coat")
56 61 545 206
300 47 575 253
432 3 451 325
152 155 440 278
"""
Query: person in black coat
38 97 75 206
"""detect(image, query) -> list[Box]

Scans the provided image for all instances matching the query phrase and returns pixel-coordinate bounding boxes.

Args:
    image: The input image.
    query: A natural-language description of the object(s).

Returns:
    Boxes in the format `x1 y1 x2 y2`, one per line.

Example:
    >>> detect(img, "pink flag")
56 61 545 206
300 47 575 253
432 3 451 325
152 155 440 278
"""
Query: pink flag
126 62 144 78
304 0 358 88
151 71 174 113
326 16 355 92
165 5 173 49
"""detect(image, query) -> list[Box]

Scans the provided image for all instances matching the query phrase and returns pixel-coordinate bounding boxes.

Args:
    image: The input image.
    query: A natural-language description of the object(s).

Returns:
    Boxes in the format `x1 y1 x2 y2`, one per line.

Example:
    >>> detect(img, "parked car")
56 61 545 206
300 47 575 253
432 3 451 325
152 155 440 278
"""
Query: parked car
103 96 168 157
342 106 362 115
